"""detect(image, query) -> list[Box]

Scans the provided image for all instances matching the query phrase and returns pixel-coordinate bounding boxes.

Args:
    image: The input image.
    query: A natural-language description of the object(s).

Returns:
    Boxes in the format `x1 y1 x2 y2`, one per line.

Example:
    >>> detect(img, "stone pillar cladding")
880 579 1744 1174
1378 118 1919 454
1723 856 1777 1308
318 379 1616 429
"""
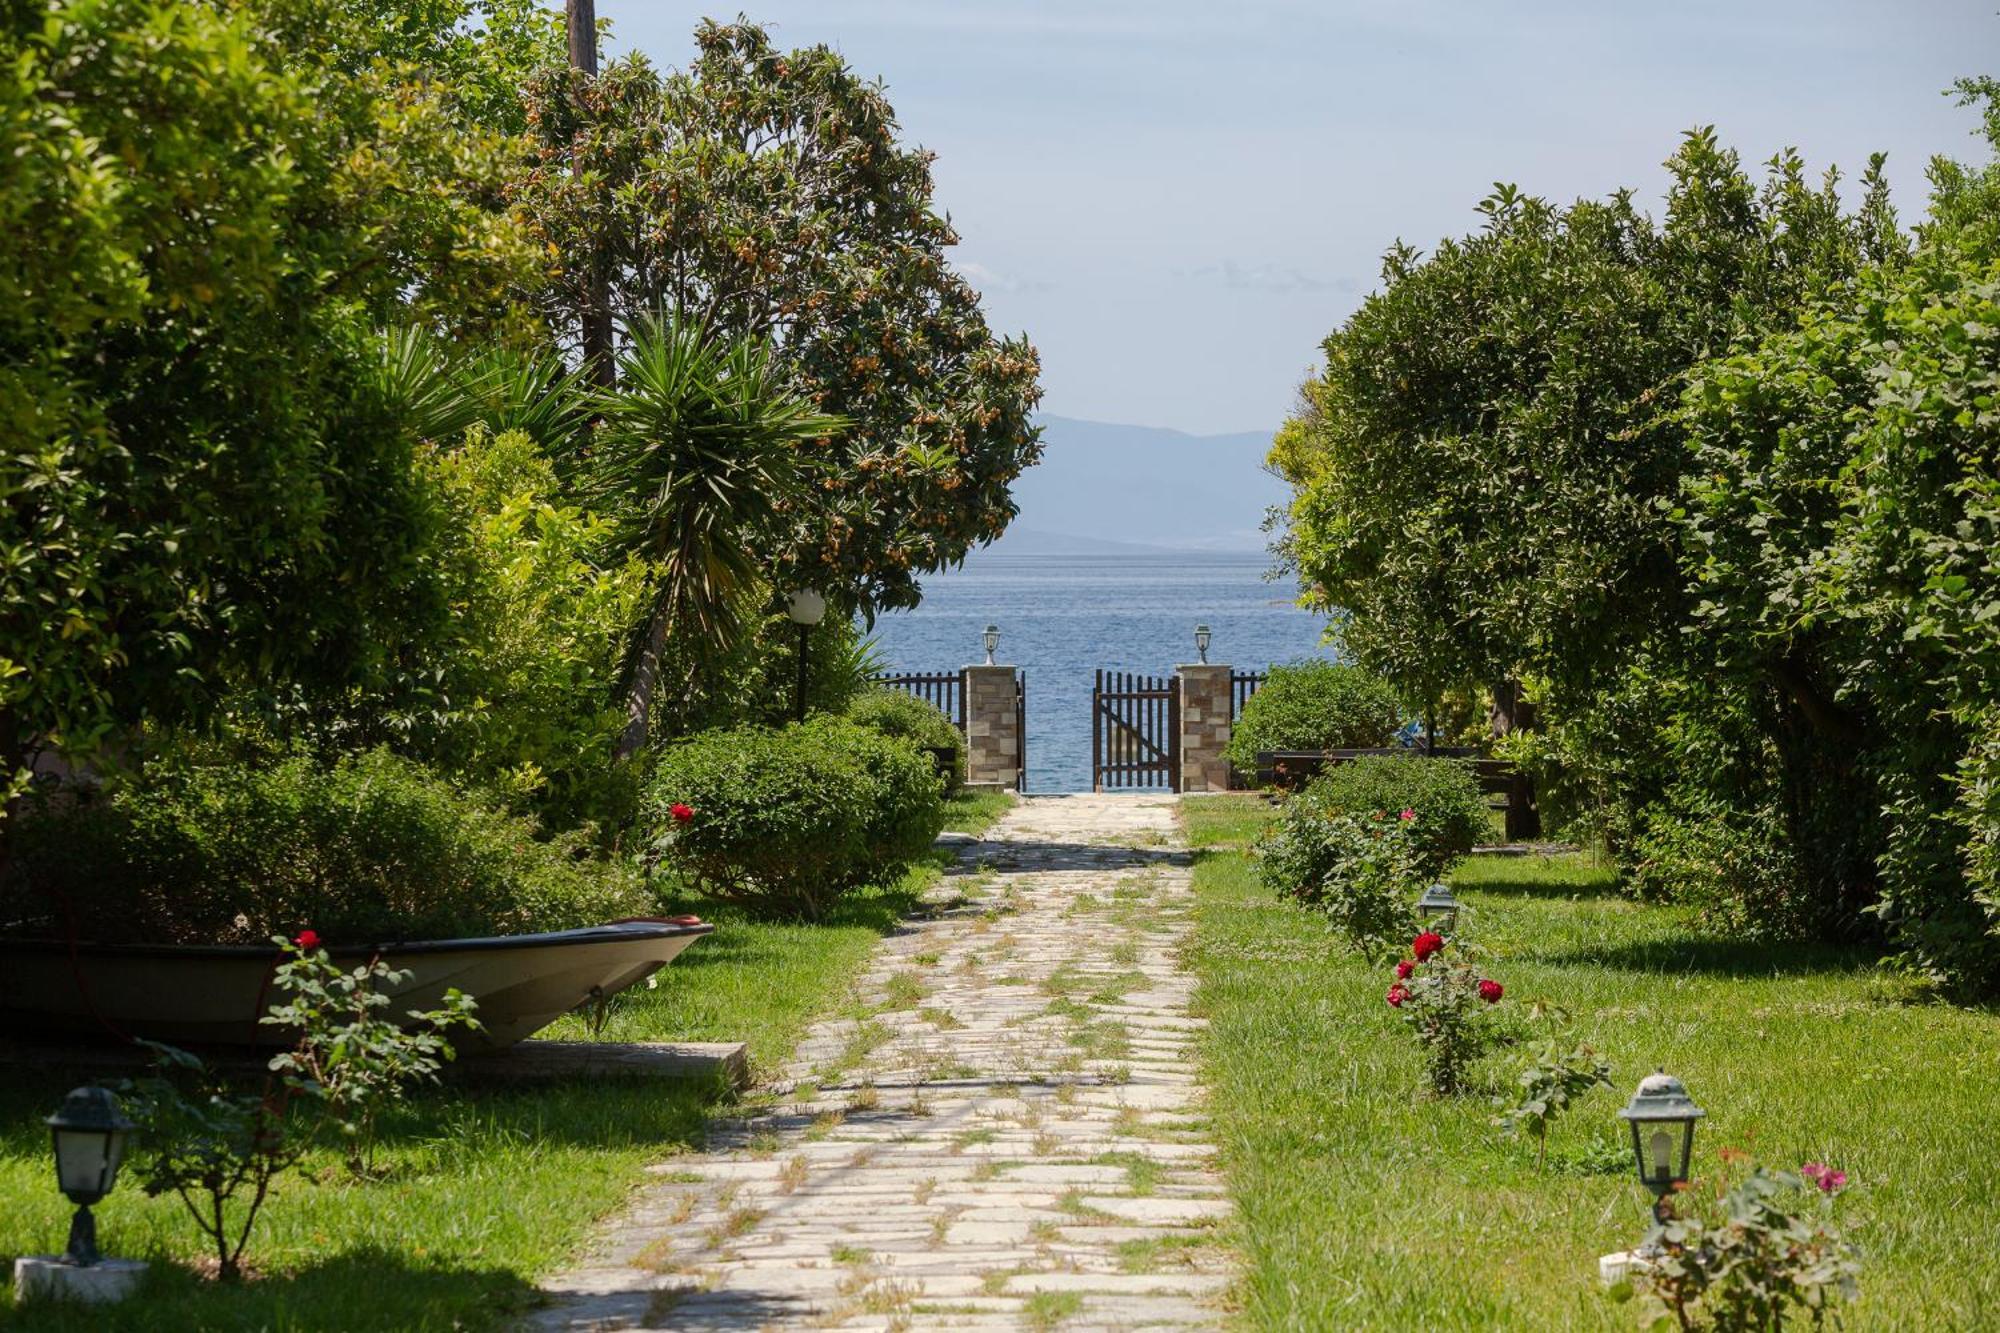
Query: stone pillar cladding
1176 663 1235 793
961 664 1021 789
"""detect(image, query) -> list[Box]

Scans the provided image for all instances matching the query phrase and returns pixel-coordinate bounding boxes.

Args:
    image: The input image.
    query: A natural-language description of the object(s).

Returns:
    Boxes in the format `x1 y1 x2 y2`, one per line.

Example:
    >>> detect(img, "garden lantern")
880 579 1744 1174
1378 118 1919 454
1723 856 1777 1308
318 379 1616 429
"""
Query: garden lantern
1415 882 1462 932
46 1087 133 1267
983 624 1000 666
785 588 827 722
1618 1069 1705 1220
1194 623 1212 664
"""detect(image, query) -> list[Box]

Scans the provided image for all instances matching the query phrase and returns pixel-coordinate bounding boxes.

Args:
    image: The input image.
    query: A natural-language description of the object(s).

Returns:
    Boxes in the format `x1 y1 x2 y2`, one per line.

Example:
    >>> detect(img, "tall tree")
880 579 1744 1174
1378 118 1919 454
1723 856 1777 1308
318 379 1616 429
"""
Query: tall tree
514 20 1043 612
1275 130 1904 932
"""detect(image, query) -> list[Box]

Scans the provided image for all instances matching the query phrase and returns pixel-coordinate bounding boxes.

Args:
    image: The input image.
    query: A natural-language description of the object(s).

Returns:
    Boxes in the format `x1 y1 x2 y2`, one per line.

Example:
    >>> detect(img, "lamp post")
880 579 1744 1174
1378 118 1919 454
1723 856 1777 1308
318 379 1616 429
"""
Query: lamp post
1618 1069 1706 1227
1415 882 1462 934
982 623 1000 667
1194 623 1211 665
46 1088 132 1268
786 589 827 722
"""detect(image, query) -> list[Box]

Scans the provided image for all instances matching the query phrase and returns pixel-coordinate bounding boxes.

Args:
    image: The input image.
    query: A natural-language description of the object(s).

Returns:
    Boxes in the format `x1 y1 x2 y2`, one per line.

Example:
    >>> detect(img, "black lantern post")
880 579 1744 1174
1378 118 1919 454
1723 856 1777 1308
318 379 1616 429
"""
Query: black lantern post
1618 1069 1706 1225
982 623 1000 666
46 1087 133 1267
1194 623 1212 664
785 588 827 722
1415 882 1462 933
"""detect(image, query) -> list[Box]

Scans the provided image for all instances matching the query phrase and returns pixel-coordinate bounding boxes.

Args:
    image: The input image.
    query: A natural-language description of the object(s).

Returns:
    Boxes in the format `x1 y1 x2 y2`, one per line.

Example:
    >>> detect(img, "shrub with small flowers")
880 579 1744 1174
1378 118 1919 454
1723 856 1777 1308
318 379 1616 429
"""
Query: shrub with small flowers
1256 802 1424 960
1618 1157 1860 1330
1385 931 1506 1096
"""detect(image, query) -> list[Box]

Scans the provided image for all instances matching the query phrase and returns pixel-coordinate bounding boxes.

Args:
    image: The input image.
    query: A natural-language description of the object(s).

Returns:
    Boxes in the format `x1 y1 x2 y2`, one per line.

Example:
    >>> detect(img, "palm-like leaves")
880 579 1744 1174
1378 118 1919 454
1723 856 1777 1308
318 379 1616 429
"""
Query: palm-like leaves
371 327 589 453
587 314 845 758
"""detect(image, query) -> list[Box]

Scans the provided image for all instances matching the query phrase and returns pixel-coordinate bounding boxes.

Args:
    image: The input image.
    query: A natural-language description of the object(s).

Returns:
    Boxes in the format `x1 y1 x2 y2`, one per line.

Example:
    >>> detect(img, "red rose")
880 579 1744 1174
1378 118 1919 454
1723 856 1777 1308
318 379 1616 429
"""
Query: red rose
669 803 694 824
1386 983 1409 1008
1394 960 1414 979
1398 807 1416 822
1412 931 1444 962
294 929 321 951
1478 979 1503 1004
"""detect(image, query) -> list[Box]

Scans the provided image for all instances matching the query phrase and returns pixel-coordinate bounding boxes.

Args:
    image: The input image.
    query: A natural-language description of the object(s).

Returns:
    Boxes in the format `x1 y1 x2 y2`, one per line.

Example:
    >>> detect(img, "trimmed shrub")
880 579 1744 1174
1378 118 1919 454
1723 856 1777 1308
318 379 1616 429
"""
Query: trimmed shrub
0 747 646 945
1301 755 1490 878
1223 660 1402 776
646 717 945 918
845 687 963 791
1255 803 1422 960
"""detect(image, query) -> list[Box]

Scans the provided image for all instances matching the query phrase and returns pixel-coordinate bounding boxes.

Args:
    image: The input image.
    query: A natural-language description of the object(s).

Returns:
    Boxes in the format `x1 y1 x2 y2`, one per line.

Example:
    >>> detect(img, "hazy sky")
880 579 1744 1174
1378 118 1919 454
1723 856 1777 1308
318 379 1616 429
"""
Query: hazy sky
602 2 1998 435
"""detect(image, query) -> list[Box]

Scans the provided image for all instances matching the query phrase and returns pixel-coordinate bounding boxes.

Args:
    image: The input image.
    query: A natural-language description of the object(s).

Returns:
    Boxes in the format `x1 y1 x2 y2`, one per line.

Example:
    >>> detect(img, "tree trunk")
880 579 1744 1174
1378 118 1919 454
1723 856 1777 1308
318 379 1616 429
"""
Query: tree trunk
615 602 672 762
566 0 615 390
1489 676 1543 841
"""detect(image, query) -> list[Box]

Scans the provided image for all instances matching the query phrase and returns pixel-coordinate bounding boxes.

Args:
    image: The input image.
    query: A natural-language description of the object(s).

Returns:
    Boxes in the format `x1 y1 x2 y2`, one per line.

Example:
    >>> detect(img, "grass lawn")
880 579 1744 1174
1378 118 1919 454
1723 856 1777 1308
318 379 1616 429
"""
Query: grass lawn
1180 793 1275 849
1189 818 2000 1329
0 790 1012 1330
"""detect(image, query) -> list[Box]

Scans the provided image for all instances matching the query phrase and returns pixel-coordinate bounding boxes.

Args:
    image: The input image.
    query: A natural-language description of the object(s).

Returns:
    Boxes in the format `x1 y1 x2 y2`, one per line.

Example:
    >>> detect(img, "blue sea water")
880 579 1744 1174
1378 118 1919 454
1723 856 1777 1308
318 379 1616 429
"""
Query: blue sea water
867 551 1336 792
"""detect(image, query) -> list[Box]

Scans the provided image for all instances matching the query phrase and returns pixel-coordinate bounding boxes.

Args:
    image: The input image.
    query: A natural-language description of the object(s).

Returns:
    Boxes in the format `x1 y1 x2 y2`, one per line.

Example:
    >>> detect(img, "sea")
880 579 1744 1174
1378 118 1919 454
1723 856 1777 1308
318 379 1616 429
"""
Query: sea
867 550 1336 793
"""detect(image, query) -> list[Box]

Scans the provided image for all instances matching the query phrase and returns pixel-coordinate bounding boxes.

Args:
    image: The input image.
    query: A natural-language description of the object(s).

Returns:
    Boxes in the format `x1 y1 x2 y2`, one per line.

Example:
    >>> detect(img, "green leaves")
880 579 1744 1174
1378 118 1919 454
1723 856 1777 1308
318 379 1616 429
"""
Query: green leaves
513 19 1042 613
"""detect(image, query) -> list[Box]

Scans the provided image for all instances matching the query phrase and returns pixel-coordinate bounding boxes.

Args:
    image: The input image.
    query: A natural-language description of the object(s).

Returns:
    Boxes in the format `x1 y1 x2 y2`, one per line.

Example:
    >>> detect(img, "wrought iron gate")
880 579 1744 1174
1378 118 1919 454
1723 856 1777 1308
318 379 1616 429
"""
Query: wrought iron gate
1092 670 1179 791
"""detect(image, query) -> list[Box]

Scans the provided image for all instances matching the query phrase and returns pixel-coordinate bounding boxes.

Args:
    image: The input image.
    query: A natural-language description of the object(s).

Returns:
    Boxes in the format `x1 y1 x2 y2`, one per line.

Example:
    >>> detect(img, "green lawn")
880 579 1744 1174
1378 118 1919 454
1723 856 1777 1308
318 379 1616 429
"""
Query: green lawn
0 790 1011 1329
1190 832 2000 1329
1181 793 1276 849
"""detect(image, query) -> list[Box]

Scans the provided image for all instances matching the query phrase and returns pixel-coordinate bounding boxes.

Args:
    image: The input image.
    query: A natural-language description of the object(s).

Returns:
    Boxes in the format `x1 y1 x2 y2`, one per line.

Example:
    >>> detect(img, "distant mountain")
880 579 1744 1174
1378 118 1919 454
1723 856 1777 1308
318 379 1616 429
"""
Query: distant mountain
978 527 1185 557
989 416 1283 555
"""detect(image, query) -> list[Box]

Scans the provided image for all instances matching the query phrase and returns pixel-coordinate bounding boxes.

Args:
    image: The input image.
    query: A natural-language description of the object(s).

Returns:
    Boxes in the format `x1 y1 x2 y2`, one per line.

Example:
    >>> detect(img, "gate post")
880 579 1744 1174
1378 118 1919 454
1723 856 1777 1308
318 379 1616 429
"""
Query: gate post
1176 663 1234 793
962 664 1023 790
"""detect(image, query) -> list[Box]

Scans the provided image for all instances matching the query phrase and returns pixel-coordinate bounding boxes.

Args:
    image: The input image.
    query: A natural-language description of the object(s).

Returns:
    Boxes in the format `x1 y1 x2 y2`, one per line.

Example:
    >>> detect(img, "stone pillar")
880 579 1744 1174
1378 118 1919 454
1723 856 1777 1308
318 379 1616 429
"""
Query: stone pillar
1176 663 1234 793
962 665 1021 789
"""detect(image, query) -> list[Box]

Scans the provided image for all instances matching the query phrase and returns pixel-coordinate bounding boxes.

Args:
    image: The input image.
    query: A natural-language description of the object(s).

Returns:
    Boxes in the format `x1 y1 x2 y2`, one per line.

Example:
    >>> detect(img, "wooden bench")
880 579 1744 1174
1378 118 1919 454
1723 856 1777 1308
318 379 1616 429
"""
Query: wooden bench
1253 748 1539 840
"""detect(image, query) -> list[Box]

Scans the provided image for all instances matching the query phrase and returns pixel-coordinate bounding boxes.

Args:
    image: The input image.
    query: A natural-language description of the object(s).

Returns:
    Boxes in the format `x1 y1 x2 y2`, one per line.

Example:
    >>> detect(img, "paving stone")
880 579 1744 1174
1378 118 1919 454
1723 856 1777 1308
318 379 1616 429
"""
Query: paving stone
533 793 1234 1330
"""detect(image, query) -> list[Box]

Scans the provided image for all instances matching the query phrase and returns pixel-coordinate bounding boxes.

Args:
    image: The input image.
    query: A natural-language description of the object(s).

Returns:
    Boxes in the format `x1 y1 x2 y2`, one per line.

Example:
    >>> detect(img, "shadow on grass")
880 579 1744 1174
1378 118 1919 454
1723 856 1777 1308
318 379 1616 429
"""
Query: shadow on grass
2 1244 540 1332
1529 933 1874 979
1451 855 1625 901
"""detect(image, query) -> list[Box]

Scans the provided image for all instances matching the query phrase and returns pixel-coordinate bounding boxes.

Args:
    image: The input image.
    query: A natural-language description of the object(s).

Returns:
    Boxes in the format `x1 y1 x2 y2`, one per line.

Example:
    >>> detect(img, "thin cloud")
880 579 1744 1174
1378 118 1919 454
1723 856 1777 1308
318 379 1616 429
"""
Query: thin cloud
959 260 1053 294
1181 261 1357 295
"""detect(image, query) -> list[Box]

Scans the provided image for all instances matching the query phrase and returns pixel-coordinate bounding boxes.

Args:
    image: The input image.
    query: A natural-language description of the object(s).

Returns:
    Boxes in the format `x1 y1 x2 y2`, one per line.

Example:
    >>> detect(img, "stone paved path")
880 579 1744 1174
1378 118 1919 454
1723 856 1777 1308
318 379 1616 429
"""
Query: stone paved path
533 793 1232 1331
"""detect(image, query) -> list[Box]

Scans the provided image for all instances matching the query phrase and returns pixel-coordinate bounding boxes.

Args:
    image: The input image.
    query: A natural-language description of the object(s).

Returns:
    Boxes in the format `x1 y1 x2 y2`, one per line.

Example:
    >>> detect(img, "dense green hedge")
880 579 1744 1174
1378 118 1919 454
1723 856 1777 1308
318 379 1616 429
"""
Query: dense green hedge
645 717 945 918
1297 756 1490 879
0 746 646 945
1223 661 1402 776
845 687 963 791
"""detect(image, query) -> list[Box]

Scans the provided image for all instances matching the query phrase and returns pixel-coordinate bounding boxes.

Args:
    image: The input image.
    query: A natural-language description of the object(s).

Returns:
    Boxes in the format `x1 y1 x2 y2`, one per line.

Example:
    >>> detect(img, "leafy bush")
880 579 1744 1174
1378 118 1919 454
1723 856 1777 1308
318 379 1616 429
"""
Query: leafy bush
1493 1001 1613 1169
646 717 945 918
263 932 481 1179
1301 756 1490 877
1256 805 1423 960
0 746 646 944
1629 800 1814 939
1620 1160 1860 1329
846 687 963 791
1223 660 1403 775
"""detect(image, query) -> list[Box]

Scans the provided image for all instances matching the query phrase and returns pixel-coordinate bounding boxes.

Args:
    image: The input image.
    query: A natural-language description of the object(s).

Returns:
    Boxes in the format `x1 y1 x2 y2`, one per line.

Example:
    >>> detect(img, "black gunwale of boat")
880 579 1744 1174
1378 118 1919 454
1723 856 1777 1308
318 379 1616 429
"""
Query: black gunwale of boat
0 920 715 960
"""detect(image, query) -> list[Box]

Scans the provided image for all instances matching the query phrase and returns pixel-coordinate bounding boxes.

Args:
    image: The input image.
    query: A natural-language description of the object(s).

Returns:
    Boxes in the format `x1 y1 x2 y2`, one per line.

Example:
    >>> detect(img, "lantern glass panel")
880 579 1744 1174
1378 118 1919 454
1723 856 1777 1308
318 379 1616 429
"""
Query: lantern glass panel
53 1128 110 1201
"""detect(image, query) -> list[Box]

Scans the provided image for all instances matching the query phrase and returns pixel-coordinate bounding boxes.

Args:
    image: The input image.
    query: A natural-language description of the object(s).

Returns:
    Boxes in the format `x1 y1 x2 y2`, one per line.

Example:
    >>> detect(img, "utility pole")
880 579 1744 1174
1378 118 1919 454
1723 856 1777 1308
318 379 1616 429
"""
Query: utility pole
566 0 615 388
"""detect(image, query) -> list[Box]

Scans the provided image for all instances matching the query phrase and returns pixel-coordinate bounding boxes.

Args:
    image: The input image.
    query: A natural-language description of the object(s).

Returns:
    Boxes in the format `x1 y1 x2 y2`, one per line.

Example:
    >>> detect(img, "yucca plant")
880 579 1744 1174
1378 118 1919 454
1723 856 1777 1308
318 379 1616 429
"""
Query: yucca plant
585 315 845 759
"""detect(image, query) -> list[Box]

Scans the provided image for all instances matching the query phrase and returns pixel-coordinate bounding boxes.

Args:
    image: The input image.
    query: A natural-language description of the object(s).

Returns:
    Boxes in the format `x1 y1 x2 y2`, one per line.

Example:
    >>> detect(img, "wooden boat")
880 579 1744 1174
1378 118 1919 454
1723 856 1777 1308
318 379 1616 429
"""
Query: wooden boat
0 918 713 1053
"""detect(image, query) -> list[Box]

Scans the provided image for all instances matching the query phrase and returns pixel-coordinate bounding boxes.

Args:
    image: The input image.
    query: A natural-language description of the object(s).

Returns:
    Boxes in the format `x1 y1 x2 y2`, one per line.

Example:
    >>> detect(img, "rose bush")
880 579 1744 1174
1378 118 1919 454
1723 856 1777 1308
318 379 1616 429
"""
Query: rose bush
1619 1158 1861 1328
1386 932 1506 1096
